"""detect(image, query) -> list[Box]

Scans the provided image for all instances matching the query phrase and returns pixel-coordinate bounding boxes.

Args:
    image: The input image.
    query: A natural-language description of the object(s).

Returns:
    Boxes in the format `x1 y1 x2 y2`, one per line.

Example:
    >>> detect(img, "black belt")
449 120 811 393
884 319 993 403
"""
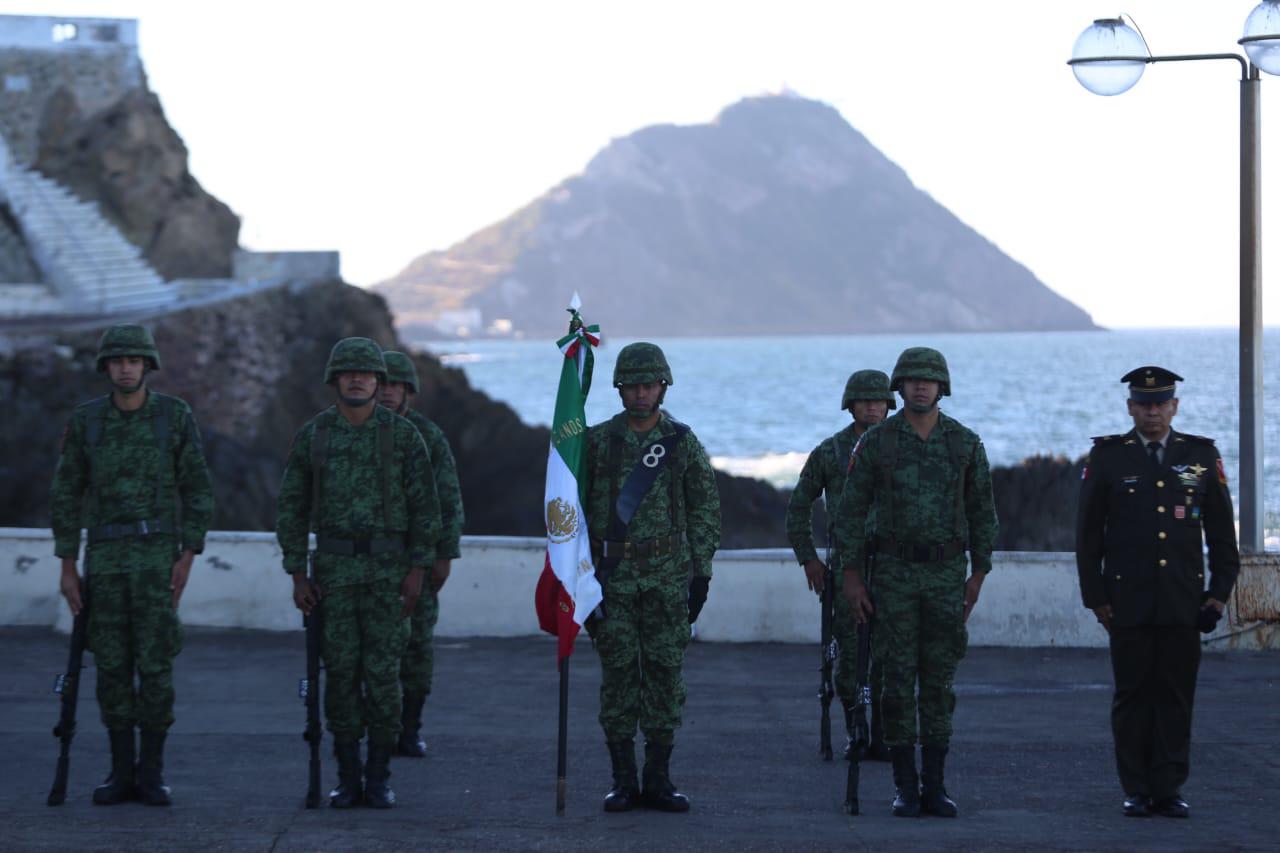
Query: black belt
874 535 965 563
87 518 177 544
592 533 682 562
315 536 407 557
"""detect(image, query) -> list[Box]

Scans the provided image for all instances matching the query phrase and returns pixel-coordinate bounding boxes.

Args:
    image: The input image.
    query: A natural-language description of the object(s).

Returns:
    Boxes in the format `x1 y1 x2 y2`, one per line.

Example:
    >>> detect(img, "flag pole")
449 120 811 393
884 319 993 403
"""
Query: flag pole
556 654 569 815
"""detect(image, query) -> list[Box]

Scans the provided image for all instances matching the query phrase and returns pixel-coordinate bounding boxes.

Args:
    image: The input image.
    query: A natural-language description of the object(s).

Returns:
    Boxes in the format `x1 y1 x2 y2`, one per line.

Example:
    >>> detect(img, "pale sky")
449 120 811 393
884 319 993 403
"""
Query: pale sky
2 0 1277 327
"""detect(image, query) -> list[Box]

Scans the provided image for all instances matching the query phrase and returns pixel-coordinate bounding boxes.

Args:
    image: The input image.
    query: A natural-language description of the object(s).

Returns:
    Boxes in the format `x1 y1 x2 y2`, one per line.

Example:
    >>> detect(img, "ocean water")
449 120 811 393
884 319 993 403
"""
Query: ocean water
420 328 1280 540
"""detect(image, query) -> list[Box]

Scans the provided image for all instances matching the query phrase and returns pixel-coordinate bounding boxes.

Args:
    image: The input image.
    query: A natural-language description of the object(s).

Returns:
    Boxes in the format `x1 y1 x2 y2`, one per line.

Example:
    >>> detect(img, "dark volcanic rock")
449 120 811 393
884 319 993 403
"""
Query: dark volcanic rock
376 94 1097 339
34 87 240 279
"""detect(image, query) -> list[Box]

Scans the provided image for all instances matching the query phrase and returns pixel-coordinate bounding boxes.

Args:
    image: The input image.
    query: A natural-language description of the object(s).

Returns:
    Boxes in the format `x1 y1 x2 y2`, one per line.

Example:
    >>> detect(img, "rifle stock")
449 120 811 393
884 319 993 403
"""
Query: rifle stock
844 547 874 815
48 560 90 806
300 555 323 809
818 563 836 762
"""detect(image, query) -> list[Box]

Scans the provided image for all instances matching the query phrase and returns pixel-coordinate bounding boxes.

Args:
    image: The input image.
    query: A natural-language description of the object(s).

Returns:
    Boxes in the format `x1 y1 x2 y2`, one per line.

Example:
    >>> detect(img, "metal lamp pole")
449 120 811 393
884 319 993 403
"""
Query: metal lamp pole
1069 9 1279 553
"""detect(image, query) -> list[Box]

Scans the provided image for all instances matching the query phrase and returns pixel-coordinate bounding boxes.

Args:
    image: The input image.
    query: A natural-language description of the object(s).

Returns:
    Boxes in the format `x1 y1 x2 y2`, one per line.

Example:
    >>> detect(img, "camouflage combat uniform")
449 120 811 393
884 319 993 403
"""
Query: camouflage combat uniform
50 324 213 805
833 348 997 817
380 350 465 755
275 337 441 808
588 342 720 814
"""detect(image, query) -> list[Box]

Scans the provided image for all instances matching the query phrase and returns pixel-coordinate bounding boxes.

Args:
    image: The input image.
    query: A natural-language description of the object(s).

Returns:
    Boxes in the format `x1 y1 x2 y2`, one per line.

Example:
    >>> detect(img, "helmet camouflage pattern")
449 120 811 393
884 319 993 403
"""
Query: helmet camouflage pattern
382 351 419 393
613 342 673 387
96 324 160 372
324 337 387 384
890 347 951 396
842 369 896 410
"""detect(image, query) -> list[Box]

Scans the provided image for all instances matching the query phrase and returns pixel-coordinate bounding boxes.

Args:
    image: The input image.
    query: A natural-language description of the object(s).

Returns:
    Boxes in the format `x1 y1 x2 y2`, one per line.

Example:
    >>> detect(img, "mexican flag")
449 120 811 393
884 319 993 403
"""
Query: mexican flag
535 295 603 661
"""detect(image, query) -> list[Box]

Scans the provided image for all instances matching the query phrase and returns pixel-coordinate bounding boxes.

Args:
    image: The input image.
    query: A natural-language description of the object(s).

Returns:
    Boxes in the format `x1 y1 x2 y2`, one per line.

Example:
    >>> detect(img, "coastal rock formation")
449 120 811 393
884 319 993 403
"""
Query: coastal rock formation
34 87 240 279
377 94 1097 339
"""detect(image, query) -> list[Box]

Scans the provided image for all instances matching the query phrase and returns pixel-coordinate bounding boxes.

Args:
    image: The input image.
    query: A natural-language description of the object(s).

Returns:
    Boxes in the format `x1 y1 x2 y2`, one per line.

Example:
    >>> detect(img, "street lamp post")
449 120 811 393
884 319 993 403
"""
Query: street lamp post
1069 5 1280 553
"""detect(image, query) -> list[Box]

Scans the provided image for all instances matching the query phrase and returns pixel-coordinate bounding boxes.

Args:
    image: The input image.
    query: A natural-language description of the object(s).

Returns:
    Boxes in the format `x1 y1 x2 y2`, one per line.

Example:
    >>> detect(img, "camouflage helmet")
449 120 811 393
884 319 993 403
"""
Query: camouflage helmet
382 351 419 393
613 342 673 387
96 324 160 372
841 369 896 410
324 337 387 384
890 347 951 396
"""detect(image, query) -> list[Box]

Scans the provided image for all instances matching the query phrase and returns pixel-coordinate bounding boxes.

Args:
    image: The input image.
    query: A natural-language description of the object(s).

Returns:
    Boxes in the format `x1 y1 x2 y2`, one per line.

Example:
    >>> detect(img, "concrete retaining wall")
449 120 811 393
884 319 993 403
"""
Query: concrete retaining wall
1 528 1268 648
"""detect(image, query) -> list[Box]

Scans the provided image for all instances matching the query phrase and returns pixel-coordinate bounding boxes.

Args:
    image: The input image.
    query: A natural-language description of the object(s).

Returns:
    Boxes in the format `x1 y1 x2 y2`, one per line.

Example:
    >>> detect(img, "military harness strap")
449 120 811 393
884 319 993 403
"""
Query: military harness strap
875 418 971 552
308 407 398 543
83 394 177 544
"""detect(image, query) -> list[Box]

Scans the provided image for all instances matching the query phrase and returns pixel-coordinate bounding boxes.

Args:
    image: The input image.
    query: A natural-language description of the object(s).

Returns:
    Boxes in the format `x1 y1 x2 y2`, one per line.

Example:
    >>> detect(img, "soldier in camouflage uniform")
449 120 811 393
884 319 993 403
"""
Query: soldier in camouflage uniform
585 342 720 813
786 369 894 761
51 324 214 807
276 338 441 809
377 351 465 758
834 347 998 819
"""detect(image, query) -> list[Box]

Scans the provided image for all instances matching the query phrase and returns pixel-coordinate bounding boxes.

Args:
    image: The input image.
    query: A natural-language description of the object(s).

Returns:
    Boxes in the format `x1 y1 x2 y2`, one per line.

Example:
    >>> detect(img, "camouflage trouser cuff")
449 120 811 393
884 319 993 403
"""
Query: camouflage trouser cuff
643 728 675 747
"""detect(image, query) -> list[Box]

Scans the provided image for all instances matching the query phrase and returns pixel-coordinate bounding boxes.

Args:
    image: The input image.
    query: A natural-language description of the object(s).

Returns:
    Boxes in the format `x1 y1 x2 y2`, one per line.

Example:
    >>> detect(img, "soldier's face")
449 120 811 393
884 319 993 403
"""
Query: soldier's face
901 378 941 414
378 381 408 413
106 356 145 393
620 381 663 419
851 399 888 428
336 371 378 407
1128 397 1178 439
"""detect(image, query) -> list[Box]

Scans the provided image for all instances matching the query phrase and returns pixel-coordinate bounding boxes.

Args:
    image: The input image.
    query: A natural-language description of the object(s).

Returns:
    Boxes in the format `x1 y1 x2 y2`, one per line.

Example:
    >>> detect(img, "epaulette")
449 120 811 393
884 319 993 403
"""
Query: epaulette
1173 433 1216 446
1090 434 1126 446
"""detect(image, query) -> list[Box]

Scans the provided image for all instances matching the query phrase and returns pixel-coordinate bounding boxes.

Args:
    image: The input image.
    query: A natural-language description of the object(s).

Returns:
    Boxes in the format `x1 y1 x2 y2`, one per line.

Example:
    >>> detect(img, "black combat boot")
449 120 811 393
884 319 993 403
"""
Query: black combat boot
92 729 137 805
329 738 363 808
920 744 959 817
364 739 397 809
867 704 890 761
136 730 172 806
641 741 690 812
890 745 921 817
603 739 639 812
397 693 427 758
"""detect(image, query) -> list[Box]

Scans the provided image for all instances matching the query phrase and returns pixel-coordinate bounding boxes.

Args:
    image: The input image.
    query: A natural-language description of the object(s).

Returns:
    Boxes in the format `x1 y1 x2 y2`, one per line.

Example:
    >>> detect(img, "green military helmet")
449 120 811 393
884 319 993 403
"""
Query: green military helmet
841 369 896 410
324 337 387 384
382 351 419 393
613 342 673 387
890 347 951 396
96 324 160 372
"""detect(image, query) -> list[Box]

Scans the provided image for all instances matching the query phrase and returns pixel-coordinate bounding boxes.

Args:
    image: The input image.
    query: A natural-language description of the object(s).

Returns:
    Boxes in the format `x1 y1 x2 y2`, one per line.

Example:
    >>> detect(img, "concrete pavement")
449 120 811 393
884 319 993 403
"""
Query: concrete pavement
1 627 1276 851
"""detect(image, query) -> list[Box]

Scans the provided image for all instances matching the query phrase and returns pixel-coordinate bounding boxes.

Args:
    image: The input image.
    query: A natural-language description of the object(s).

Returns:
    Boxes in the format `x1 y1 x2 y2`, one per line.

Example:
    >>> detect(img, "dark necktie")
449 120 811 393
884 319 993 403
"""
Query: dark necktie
1147 441 1162 468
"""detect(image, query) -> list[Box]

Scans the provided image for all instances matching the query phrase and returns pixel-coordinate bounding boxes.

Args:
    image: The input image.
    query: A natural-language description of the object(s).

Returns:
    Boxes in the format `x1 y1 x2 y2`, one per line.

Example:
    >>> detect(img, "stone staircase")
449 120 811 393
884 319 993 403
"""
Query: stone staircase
0 143 174 316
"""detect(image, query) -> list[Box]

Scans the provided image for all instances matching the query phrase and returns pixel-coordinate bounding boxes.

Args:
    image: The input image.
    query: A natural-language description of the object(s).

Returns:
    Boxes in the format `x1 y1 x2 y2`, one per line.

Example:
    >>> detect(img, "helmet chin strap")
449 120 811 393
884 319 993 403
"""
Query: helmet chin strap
339 391 378 408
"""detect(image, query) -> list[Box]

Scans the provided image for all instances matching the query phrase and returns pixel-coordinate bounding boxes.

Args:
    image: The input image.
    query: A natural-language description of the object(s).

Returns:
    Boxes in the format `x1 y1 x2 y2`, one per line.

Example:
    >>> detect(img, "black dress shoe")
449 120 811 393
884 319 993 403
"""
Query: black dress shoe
1152 795 1189 818
1122 794 1152 817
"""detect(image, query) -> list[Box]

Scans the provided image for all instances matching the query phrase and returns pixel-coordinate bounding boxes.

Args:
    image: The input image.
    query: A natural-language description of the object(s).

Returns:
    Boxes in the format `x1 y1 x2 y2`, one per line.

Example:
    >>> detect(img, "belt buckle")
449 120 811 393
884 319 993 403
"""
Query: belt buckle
138 520 150 535
624 541 632 560
353 540 370 556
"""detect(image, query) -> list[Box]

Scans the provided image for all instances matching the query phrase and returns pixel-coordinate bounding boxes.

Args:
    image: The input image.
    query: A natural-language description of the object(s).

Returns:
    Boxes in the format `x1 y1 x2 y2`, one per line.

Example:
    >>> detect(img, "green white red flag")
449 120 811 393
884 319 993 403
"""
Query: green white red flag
535 294 602 660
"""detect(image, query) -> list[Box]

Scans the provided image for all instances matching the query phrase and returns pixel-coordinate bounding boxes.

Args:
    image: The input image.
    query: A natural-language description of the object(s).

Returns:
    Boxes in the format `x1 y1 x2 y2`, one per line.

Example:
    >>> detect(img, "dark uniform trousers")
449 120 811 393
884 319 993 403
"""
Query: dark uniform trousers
1108 625 1200 799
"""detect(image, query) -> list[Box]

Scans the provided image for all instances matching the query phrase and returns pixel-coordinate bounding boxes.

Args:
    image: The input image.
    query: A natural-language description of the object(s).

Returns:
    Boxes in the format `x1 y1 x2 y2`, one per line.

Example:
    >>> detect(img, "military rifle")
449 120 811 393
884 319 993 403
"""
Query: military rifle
47 557 90 806
844 545 874 815
299 553 323 809
818 529 838 762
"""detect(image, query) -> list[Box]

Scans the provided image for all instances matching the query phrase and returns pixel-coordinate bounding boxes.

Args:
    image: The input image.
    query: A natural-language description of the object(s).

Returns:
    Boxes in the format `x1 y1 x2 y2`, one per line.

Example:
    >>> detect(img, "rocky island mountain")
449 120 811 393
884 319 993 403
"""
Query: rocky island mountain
376 94 1097 339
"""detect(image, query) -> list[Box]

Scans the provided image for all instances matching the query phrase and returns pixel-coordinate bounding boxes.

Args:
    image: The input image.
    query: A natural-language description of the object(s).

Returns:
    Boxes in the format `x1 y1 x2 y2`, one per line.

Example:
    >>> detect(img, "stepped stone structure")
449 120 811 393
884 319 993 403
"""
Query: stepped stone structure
0 14 340 325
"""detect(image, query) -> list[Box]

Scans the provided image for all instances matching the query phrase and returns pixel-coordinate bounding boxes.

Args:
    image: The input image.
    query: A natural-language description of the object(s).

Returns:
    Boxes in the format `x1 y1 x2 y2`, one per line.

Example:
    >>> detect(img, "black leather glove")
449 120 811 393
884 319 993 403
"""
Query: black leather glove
1198 592 1223 634
687 576 710 624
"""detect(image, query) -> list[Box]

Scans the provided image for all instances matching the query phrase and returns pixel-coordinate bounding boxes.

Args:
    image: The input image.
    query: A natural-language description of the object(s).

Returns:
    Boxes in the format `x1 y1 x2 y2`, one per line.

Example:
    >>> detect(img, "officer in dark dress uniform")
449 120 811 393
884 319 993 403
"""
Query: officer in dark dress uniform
1075 366 1240 819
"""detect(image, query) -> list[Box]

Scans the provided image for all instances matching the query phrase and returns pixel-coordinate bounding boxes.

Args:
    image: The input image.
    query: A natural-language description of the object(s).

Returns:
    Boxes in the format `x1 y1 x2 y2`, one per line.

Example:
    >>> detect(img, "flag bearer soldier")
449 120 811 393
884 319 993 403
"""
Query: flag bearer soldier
585 342 721 813
787 369 895 761
834 347 998 818
377 351 465 758
51 324 215 806
1076 366 1239 819
277 337 442 808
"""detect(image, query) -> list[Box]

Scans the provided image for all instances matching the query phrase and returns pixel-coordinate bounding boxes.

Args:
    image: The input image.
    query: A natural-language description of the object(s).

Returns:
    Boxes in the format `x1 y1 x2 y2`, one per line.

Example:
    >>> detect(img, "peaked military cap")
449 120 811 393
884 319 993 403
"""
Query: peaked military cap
1121 365 1183 403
